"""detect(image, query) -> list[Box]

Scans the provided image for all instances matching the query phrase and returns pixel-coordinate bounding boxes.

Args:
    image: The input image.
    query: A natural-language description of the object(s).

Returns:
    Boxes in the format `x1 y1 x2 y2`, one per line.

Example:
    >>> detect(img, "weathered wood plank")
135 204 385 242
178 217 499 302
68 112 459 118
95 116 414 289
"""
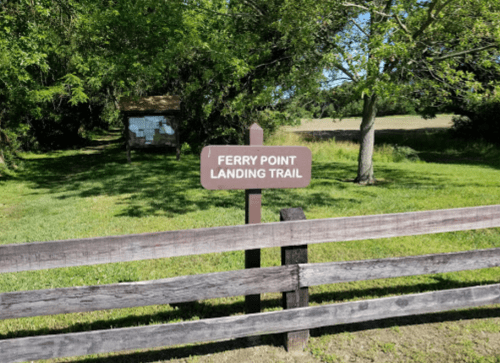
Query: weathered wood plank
3 283 500 363
299 248 500 287
245 187 262 314
5 247 500 321
281 207 309 351
6 247 499 321
2 204 500 273
243 125 263 315
0 266 297 320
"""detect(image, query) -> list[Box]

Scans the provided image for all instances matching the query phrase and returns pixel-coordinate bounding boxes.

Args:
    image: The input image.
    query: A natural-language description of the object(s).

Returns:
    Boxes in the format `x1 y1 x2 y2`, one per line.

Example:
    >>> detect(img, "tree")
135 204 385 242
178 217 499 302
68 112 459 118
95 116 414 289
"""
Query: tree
78 0 349 149
322 0 500 183
0 0 349 162
0 0 107 169
446 46 500 142
150 0 350 148
0 0 351 165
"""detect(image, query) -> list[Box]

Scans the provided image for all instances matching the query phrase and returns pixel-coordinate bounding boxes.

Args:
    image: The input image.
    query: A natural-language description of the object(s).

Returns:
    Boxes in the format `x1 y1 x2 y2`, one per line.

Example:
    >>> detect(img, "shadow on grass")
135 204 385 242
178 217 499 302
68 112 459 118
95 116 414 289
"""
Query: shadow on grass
3 276 500 362
13 141 362 219
374 129 500 169
313 161 443 191
8 127 500 222
16 143 241 217
10 142 494 224
304 127 500 169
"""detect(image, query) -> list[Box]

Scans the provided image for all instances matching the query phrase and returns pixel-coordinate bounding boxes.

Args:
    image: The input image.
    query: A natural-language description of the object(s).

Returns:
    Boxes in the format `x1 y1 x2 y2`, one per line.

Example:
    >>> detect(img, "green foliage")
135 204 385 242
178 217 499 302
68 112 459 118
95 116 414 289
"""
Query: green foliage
155 0 347 149
2 0 500 180
0 0 349 163
313 83 418 118
451 100 500 143
0 122 24 171
320 0 500 181
0 0 114 157
443 35 500 143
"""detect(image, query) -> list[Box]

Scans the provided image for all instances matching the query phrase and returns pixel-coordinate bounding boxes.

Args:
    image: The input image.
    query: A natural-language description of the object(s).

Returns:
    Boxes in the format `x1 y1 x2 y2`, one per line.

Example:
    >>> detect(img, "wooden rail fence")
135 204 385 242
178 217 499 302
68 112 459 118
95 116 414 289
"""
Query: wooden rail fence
2 204 500 362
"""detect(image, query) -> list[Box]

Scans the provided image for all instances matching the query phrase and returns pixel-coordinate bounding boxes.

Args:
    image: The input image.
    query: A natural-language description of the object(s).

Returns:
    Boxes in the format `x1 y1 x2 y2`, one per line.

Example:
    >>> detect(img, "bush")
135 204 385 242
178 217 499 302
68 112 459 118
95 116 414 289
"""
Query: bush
451 100 500 143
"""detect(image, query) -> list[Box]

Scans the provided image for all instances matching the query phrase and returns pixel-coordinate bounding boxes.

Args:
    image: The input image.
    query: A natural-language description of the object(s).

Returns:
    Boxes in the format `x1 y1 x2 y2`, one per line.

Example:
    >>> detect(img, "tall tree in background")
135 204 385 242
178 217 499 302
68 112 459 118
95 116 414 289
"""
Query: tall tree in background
323 0 500 184
0 1 66 166
154 0 349 148
0 0 106 167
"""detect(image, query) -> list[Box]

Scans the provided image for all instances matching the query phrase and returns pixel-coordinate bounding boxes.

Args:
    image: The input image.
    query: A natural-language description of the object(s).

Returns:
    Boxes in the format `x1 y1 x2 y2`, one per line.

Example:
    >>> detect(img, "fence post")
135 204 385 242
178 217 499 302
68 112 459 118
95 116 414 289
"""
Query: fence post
125 116 132 164
280 207 309 351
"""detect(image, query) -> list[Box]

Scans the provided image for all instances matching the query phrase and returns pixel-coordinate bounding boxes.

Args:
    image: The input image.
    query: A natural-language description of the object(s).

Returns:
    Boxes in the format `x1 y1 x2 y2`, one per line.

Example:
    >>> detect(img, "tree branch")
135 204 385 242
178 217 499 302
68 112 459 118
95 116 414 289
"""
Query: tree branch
394 13 410 34
240 0 265 17
384 0 394 13
412 0 455 40
432 43 497 61
412 0 439 39
380 0 395 24
335 62 360 82
342 2 390 18
254 56 292 69
350 19 369 37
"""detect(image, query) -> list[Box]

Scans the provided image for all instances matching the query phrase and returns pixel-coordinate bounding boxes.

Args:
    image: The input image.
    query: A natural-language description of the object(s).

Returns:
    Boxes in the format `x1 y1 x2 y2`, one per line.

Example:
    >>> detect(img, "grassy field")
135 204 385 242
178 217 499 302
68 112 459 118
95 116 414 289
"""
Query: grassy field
2 121 500 362
286 114 453 131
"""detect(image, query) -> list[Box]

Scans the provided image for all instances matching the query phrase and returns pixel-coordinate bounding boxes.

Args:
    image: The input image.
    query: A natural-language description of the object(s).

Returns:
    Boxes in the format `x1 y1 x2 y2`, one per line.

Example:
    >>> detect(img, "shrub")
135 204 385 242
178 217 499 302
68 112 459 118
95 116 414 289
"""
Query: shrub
451 100 500 143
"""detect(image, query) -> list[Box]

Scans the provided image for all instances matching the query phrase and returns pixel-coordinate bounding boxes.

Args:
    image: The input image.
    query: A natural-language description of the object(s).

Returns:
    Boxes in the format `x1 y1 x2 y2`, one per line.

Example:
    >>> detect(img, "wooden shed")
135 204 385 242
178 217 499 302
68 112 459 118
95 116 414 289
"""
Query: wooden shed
118 95 181 162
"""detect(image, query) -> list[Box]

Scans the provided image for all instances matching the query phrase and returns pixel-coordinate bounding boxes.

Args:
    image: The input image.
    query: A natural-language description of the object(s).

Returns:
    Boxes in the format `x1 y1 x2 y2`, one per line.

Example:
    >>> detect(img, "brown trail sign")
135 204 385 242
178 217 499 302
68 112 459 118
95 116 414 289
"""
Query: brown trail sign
200 145 312 190
200 123 312 346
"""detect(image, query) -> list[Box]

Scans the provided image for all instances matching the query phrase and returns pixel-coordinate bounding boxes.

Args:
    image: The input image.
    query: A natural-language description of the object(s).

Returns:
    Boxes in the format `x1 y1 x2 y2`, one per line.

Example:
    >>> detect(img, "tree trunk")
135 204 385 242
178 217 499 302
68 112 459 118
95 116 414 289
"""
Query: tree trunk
355 93 378 184
0 119 4 165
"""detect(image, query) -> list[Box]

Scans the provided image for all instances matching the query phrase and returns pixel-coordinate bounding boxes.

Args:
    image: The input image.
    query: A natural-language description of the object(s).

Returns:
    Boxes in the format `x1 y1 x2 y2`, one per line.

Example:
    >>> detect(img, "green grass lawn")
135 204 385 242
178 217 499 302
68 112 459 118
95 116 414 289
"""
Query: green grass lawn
2 128 500 362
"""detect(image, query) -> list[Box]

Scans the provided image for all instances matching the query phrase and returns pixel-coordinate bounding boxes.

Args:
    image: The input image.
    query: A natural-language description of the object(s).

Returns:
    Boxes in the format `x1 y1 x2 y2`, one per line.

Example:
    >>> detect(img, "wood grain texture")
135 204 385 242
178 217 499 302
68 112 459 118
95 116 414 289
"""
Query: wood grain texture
2 204 500 273
5 247 500 320
299 248 500 287
0 266 297 320
280 207 309 351
3 283 500 363
244 123 263 315
245 187 262 314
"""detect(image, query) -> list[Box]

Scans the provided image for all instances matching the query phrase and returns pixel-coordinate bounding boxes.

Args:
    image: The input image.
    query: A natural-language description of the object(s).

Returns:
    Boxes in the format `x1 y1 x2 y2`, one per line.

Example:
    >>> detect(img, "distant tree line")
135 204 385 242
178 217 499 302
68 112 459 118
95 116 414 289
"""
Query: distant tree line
304 83 419 118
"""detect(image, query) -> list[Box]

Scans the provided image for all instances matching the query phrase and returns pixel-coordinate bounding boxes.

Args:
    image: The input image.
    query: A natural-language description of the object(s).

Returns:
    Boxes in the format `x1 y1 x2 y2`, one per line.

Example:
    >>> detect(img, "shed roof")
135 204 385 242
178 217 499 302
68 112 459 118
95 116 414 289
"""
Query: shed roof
119 95 181 112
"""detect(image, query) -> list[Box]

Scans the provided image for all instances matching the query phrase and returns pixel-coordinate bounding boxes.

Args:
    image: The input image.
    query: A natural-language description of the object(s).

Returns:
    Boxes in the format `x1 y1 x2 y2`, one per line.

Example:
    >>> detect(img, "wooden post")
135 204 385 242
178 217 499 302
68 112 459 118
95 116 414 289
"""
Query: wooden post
175 118 181 161
280 207 309 351
245 123 263 314
125 117 132 164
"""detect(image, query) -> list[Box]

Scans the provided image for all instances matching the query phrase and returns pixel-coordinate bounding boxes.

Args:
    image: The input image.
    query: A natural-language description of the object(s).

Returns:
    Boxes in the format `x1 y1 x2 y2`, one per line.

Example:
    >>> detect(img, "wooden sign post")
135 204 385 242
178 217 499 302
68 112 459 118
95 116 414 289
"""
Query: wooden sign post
200 122 312 343
245 124 263 314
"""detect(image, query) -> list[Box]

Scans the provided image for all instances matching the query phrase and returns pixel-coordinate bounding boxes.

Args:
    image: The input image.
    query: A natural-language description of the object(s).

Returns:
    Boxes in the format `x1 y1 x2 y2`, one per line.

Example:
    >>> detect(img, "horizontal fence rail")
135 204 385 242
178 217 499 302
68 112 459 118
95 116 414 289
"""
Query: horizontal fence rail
0 266 297 320
299 247 500 287
3 205 500 363
3 283 500 363
2 248 500 321
2 204 500 273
